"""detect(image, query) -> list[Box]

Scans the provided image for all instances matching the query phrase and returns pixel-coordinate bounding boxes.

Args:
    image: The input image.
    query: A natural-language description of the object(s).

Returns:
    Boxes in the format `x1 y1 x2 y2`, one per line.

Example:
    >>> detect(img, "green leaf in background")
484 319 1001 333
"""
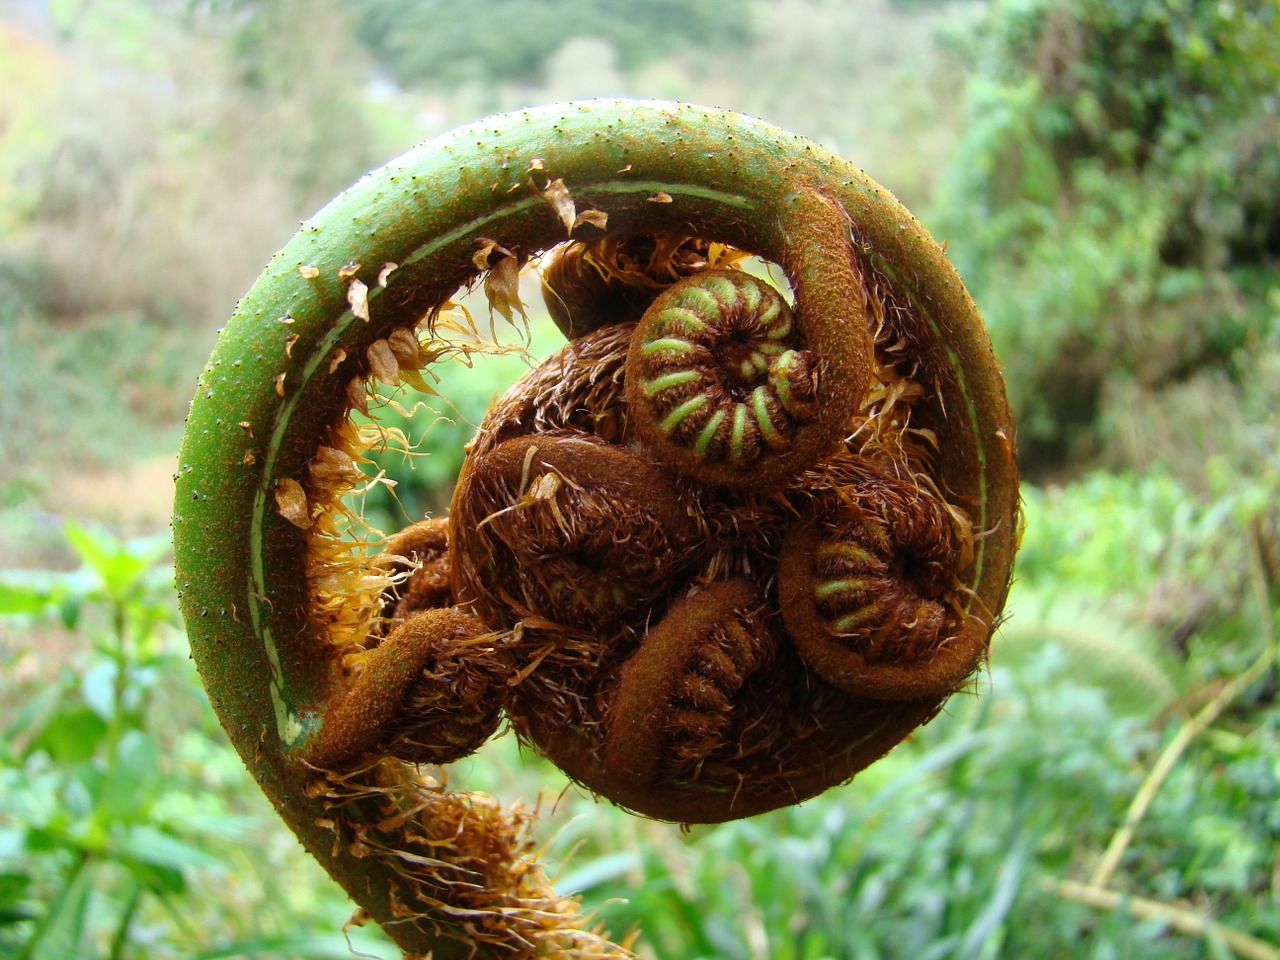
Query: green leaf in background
111 826 226 874
3 676 71 745
0 575 55 616
0 569 95 616
63 519 170 606
192 932 396 959
28 705 107 765
26 859 91 960
555 850 639 896
957 830 1033 960
120 858 187 898
0 871 34 927
96 730 160 824
80 658 121 723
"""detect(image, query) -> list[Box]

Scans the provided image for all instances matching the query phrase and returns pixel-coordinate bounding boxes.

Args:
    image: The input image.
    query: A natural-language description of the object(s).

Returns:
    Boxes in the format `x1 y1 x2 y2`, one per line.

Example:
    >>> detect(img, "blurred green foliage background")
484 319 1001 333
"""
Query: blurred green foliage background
0 0 1277 958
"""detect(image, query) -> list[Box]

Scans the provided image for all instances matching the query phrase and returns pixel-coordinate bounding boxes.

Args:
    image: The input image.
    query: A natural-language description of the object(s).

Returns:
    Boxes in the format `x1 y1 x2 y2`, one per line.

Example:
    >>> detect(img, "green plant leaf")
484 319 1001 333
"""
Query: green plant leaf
0 568 99 619
0 871 32 927
112 825 225 873
27 858 92 960
122 859 186 897
957 831 1031 959
29 705 107 764
63 519 169 605
0 906 36 927
4 675 73 744
556 851 639 895
0 872 31 900
97 730 160 823
58 595 81 631
192 932 396 959
21 828 67 855
0 575 56 615
80 659 120 723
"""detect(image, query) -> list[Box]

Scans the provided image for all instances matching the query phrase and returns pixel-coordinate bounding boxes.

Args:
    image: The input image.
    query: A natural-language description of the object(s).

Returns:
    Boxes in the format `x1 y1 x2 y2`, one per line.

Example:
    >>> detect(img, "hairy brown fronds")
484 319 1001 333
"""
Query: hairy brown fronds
289 208 987 940
451 432 698 630
182 102 1017 960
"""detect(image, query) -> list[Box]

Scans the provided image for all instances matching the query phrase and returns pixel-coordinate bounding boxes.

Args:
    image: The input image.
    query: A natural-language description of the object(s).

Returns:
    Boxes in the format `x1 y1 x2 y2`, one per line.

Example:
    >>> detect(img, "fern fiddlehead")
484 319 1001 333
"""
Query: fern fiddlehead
173 99 1019 958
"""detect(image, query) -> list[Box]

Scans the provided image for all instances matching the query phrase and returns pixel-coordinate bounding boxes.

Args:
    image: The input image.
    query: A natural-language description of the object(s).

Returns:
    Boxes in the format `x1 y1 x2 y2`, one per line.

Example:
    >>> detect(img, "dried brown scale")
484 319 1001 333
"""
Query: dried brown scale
501 619 628 737
474 322 635 449
848 225 957 444
678 457 789 580
539 238 651 339
375 518 454 633
313 767 616 957
521 641 623 717
541 233 739 339
850 224 931 363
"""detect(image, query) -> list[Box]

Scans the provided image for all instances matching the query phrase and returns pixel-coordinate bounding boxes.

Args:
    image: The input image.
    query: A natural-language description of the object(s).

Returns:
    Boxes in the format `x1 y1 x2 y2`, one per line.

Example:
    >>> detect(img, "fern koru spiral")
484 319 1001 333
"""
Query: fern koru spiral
173 101 1019 958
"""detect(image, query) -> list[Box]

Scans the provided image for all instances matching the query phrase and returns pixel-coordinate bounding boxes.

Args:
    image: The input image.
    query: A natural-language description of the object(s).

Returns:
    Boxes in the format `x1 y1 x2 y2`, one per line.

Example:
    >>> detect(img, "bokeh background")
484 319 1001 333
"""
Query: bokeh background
1 1 1278 958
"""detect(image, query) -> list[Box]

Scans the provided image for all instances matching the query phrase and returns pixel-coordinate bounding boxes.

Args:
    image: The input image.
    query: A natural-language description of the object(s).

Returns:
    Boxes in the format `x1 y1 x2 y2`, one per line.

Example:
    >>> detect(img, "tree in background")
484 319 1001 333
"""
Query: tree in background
933 0 1280 480
346 0 752 89
1 0 383 327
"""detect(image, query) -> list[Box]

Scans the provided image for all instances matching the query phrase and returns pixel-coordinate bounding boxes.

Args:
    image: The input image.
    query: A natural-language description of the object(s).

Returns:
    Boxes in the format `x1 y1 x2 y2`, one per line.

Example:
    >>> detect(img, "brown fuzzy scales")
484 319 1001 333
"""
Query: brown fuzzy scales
304 608 499 769
434 225 985 819
776 459 984 701
450 432 699 630
477 322 635 447
384 622 511 765
541 233 740 339
603 579 777 785
376 518 454 631
311 767 625 957
327 257 975 815
176 102 1020 960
